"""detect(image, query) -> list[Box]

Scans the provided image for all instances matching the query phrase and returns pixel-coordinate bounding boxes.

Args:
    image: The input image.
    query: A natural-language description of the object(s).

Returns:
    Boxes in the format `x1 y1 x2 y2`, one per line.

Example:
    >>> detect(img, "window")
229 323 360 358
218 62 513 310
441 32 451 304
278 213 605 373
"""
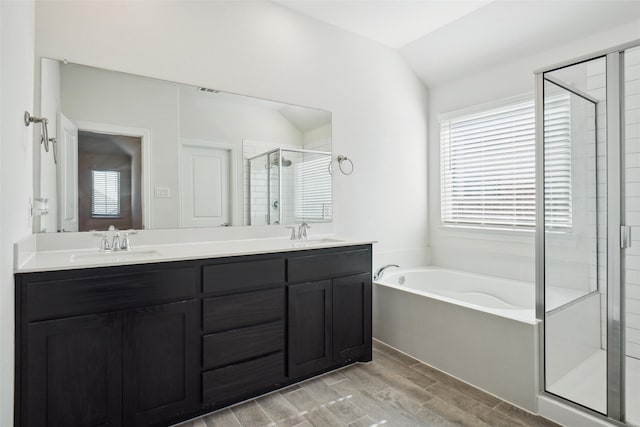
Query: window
440 96 571 230
91 169 120 217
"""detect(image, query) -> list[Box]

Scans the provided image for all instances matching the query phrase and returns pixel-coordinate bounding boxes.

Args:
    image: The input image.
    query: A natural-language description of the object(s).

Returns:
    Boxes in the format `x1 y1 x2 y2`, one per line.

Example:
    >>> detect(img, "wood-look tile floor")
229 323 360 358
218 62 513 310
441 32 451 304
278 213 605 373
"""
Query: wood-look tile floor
178 340 560 427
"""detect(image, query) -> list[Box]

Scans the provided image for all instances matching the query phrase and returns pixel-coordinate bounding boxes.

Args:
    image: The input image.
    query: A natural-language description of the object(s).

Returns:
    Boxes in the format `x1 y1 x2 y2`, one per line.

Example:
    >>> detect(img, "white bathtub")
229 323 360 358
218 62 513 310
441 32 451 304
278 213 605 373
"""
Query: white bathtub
373 266 539 412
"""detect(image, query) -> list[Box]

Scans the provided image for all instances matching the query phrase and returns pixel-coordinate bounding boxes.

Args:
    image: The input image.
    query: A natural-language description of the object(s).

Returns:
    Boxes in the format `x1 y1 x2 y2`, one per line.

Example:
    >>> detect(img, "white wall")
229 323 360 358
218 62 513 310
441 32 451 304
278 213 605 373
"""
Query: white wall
428 19 640 282
0 2 35 426
303 123 331 150
35 0 430 266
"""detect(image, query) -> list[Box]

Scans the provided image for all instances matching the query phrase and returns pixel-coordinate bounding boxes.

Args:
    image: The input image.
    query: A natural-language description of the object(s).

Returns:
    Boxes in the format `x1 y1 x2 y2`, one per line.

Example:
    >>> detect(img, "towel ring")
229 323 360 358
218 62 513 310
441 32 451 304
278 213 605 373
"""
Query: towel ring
337 155 354 175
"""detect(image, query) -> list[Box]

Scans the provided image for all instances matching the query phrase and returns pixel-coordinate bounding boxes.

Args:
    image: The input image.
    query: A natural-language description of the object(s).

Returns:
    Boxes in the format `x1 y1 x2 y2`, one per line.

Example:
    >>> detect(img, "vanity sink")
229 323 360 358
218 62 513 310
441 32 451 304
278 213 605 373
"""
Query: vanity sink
70 249 163 263
292 238 345 247
16 234 375 273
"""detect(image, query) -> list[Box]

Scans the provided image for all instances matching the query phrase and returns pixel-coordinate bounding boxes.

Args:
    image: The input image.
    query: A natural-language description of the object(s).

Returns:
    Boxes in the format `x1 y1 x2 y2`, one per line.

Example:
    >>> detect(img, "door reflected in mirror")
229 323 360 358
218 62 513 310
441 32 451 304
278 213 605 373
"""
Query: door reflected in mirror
37 58 332 232
78 131 142 232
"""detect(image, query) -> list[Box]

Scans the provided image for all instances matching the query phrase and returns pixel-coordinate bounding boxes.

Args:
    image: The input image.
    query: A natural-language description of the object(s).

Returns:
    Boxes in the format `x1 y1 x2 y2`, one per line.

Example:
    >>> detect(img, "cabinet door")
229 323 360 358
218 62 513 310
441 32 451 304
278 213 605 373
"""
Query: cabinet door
333 273 372 363
287 280 332 378
26 313 122 427
122 300 198 427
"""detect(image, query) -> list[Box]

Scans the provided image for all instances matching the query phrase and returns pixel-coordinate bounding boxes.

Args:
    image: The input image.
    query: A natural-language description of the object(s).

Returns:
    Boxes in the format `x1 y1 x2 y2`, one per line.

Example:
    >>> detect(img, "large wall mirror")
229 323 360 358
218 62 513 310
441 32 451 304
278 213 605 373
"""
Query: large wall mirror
37 58 332 232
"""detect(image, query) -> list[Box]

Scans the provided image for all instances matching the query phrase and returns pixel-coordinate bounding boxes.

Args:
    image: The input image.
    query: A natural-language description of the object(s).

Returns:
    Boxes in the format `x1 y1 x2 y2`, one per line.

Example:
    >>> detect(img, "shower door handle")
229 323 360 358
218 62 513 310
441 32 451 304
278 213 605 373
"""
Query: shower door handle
621 225 632 249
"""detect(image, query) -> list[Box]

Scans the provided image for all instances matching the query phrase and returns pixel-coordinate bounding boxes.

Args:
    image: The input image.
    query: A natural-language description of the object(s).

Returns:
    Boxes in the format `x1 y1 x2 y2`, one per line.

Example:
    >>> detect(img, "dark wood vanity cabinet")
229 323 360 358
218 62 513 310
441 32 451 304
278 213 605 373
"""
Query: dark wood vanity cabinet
288 280 333 378
332 272 372 363
122 300 199 427
16 263 200 427
287 248 373 378
15 244 372 427
26 301 199 427
200 257 286 408
26 311 122 427
288 273 373 379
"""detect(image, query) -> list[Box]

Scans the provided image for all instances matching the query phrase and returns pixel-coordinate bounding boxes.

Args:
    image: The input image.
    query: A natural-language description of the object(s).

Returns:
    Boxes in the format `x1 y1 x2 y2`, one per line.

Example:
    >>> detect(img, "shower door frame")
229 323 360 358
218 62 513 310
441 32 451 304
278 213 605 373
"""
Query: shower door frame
535 39 640 425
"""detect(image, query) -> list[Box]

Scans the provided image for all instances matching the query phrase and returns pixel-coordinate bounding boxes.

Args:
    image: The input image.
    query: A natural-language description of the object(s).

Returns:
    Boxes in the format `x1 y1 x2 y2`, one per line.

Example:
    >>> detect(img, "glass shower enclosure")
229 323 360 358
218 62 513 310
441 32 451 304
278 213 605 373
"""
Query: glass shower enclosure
536 41 640 425
248 148 332 225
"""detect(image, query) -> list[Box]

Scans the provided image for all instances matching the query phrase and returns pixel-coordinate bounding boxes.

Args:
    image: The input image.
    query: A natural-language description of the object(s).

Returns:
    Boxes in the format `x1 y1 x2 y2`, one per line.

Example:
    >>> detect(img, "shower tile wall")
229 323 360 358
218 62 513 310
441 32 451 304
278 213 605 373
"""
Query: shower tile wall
587 50 640 359
624 47 640 359
582 59 611 357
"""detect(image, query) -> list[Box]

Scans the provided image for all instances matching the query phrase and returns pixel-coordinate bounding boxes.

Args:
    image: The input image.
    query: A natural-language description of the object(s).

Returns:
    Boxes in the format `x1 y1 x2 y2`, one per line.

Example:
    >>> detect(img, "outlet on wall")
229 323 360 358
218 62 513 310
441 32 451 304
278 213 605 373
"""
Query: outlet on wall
154 187 171 198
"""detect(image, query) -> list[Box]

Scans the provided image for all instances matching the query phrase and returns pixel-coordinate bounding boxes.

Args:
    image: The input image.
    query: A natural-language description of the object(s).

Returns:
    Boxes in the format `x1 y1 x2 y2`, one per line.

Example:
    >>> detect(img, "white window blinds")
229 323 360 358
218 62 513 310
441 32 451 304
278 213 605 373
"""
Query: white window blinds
294 155 332 222
440 96 571 230
92 169 121 217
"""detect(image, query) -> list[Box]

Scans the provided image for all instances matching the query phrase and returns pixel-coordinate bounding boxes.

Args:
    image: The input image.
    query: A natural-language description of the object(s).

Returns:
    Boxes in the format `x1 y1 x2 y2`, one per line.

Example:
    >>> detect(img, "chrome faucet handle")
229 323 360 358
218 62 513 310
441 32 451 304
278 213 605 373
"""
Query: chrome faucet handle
91 230 111 252
120 230 138 251
111 228 121 251
286 226 297 240
298 223 311 240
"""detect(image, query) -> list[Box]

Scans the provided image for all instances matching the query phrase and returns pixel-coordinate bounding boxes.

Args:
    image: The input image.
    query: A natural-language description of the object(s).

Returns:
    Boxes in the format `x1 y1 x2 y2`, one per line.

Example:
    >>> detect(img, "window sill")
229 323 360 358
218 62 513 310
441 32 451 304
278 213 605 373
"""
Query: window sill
438 224 533 243
438 224 579 247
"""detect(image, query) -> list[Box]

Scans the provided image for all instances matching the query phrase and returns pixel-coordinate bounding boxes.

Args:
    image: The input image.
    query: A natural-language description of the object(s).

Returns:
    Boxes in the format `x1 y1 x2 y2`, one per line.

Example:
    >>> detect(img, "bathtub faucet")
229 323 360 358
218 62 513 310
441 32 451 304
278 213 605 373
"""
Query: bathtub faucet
374 264 400 280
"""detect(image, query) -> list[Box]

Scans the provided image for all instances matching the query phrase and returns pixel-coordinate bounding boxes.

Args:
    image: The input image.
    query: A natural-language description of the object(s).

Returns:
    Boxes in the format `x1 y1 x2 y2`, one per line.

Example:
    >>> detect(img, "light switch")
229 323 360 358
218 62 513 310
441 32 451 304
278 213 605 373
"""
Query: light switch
154 187 171 198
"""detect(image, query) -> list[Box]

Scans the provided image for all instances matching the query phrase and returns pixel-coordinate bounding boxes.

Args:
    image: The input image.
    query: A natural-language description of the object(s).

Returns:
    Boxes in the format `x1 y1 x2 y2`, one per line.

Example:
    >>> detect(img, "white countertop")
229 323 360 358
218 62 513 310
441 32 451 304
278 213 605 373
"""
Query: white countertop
15 236 375 273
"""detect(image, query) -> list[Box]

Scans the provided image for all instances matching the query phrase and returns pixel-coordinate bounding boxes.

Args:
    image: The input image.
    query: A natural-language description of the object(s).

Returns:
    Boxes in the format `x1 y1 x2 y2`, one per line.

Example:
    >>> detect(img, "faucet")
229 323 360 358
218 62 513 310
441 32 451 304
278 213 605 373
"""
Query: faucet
120 230 138 251
286 223 312 240
374 264 400 280
110 226 121 251
298 223 311 240
92 230 111 252
92 226 137 251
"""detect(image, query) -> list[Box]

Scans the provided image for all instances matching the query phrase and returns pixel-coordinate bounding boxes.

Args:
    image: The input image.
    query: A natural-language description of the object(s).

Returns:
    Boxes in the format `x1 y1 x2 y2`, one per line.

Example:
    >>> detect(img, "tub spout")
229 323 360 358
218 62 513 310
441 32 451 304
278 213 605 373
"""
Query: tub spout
374 264 400 280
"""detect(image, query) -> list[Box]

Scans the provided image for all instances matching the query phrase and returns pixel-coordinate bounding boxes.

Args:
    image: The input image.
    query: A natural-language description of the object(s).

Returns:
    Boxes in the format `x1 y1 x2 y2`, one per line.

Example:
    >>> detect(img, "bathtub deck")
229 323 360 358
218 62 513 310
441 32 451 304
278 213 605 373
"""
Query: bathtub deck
177 340 559 427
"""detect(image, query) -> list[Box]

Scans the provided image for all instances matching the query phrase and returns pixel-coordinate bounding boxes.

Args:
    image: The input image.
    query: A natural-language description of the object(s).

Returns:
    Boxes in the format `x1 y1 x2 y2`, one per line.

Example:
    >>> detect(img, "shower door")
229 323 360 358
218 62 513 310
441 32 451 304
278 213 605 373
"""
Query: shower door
538 41 640 425
248 150 281 225
541 55 606 415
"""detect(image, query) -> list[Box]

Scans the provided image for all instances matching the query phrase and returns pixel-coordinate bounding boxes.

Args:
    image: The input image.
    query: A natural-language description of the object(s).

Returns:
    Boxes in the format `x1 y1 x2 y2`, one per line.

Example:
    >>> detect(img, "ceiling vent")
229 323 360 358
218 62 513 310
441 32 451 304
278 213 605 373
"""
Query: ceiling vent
198 87 219 93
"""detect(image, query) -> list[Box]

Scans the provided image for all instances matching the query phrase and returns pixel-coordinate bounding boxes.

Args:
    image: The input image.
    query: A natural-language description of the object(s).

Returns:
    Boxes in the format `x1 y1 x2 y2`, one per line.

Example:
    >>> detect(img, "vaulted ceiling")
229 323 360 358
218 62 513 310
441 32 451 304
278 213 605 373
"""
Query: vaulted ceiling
274 0 640 87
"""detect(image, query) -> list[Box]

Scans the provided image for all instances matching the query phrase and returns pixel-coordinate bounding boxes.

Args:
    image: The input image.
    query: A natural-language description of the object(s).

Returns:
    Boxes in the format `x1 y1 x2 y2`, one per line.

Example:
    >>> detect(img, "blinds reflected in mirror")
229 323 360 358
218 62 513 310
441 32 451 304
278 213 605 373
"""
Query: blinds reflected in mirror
91 169 121 217
294 154 332 222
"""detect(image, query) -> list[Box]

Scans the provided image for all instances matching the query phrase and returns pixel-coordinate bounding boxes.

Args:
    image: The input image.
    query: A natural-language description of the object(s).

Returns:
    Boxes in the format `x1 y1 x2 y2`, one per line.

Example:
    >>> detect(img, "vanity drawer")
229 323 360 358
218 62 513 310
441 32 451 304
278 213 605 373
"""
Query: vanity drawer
287 248 371 283
202 258 284 295
202 288 284 333
202 321 284 370
202 351 284 406
24 266 197 322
